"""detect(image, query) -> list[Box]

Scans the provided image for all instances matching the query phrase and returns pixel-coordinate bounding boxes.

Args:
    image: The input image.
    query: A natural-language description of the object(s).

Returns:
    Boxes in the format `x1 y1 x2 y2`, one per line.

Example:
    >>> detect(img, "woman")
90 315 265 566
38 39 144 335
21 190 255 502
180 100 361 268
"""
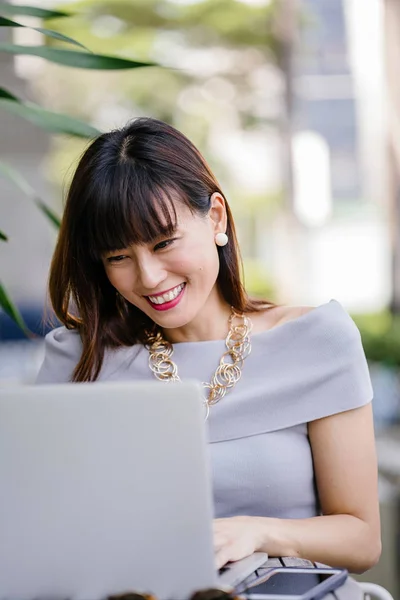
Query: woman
37 117 381 573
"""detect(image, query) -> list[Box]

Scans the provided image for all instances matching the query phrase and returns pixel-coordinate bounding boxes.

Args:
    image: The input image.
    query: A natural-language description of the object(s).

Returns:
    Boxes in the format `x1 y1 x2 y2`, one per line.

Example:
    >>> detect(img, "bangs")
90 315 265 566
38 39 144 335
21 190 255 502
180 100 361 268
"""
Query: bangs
86 164 180 259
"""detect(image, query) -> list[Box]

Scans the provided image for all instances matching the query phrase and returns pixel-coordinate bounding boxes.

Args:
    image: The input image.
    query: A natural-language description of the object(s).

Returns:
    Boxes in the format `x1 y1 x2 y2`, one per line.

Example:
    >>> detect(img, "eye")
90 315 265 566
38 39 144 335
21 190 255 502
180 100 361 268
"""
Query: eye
154 238 176 251
106 255 127 263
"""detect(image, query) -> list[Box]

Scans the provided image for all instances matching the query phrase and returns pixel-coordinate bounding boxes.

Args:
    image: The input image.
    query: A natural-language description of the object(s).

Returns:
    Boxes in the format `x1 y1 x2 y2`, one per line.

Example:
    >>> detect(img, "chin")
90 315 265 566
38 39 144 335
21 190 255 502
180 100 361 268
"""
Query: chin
150 303 199 331
152 313 192 330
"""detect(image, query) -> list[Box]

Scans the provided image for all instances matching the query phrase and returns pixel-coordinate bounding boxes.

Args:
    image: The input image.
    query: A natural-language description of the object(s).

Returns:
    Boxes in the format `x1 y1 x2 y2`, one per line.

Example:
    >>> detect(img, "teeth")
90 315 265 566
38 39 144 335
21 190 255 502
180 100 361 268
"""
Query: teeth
148 284 184 305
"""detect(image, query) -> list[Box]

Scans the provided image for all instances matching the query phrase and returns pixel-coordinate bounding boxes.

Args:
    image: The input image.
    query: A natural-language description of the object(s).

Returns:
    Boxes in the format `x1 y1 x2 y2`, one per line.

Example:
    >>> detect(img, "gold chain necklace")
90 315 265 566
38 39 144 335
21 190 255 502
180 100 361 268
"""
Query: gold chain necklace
145 309 253 420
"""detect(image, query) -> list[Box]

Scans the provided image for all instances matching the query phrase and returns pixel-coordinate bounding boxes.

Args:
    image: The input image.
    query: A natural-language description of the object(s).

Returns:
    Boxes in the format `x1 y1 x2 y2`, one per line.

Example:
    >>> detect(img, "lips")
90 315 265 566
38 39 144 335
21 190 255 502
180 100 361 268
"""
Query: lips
145 283 186 312
146 283 185 305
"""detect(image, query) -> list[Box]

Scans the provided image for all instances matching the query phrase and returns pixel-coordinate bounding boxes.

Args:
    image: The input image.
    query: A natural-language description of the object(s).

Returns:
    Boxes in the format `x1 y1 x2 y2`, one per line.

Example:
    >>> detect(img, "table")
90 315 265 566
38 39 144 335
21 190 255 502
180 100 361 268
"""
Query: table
254 557 364 600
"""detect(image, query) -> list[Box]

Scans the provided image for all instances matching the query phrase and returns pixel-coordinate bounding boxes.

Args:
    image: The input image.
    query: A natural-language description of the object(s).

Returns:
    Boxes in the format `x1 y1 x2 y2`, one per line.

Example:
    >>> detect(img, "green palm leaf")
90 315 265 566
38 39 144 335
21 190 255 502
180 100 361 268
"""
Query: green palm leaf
0 160 35 196
0 16 88 51
0 87 18 100
0 92 101 138
0 281 31 336
0 230 7 241
0 43 156 69
0 3 69 19
0 161 61 229
35 200 61 229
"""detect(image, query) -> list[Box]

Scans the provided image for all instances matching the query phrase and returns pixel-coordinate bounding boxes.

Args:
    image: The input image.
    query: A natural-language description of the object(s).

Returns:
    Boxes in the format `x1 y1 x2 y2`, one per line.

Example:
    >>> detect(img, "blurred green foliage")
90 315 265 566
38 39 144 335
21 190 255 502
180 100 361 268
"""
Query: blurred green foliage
352 311 400 367
243 258 276 301
42 0 284 186
49 0 281 58
41 0 282 132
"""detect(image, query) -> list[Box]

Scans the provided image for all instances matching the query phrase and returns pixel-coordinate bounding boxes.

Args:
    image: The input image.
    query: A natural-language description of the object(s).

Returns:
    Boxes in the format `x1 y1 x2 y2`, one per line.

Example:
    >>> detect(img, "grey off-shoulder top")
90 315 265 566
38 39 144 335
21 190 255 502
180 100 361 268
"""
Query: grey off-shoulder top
36 299 373 519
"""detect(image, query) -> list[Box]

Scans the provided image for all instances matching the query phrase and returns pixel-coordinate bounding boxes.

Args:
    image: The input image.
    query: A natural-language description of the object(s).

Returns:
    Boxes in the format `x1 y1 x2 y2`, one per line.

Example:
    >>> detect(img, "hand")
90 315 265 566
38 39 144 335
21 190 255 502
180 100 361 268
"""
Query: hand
213 516 265 569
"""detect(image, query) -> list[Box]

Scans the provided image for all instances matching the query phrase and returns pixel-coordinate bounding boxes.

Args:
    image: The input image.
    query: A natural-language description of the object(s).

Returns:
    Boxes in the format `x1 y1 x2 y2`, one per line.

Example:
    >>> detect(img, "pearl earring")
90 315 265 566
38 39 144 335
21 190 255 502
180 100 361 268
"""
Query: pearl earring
215 232 228 247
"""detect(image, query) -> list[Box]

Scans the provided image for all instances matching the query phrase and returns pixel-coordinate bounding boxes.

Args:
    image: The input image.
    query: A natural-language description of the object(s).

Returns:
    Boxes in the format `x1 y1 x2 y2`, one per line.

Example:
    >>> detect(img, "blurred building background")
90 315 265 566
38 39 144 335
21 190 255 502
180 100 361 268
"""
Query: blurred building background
1 0 400 594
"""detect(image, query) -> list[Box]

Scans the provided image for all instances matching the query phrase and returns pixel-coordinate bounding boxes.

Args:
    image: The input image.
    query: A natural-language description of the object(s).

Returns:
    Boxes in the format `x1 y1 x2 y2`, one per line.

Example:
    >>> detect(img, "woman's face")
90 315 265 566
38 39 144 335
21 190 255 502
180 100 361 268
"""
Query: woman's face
102 193 227 333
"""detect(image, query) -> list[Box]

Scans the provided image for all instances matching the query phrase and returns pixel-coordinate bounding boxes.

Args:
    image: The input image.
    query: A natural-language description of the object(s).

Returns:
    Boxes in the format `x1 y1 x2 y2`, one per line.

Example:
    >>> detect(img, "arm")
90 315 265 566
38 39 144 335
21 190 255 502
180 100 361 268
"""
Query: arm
214 404 381 573
264 403 381 572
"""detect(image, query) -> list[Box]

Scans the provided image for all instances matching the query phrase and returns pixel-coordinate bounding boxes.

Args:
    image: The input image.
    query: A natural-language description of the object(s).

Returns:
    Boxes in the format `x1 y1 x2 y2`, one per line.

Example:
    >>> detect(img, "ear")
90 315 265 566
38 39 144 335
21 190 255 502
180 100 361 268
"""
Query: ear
209 192 227 234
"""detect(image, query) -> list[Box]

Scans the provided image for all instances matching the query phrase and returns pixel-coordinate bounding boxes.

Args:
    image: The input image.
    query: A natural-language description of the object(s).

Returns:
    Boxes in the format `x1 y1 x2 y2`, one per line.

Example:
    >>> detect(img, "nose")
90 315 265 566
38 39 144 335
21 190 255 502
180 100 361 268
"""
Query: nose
135 251 167 292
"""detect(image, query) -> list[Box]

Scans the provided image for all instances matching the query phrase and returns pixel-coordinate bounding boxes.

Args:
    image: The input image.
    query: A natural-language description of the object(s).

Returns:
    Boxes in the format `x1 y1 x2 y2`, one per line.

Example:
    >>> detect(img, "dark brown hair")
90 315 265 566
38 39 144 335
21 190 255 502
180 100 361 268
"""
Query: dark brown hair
49 117 275 381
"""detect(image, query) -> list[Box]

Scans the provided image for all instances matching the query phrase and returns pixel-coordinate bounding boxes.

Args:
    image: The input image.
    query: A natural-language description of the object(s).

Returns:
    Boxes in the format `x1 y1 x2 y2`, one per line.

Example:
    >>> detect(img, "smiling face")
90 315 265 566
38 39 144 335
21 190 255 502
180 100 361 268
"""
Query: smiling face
102 194 229 340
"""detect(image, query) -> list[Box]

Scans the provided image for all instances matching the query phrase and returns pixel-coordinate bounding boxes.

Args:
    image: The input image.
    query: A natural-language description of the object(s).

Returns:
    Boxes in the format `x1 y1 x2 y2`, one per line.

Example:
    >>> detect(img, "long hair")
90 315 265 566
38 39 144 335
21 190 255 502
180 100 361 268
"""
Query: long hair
49 117 275 381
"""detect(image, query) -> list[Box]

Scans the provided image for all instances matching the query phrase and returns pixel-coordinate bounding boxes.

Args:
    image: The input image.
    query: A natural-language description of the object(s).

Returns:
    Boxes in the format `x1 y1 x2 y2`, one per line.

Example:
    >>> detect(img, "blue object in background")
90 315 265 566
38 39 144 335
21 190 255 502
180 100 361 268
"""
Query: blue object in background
369 362 400 430
0 305 58 384
0 304 56 341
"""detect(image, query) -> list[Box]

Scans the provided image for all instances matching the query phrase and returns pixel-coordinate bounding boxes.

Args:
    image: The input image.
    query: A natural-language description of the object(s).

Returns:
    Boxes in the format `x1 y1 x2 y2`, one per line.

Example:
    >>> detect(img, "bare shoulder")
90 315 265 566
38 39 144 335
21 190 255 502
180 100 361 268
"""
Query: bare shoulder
288 305 316 320
276 304 316 326
251 304 316 334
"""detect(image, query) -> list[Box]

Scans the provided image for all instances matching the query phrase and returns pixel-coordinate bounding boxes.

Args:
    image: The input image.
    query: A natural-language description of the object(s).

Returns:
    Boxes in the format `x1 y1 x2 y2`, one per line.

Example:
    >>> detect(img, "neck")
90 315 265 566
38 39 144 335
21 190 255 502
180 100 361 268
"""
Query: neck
162 288 232 344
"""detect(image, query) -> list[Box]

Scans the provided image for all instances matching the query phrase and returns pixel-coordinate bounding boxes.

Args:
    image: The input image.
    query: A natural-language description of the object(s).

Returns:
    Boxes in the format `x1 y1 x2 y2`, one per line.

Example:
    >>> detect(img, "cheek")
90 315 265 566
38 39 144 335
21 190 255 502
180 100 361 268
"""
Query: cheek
104 267 134 293
172 247 218 274
177 245 219 279
186 233 218 263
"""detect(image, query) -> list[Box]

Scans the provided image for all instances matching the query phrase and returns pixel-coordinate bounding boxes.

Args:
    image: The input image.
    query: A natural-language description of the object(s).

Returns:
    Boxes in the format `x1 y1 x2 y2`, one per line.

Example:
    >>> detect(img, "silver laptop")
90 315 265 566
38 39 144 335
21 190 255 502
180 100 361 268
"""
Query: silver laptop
0 381 267 600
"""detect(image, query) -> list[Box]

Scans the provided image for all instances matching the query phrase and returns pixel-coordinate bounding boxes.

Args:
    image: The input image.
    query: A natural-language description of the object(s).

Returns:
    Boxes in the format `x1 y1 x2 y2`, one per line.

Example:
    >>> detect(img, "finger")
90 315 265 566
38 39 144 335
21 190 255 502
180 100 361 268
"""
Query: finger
215 542 239 570
216 542 253 570
215 548 231 570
